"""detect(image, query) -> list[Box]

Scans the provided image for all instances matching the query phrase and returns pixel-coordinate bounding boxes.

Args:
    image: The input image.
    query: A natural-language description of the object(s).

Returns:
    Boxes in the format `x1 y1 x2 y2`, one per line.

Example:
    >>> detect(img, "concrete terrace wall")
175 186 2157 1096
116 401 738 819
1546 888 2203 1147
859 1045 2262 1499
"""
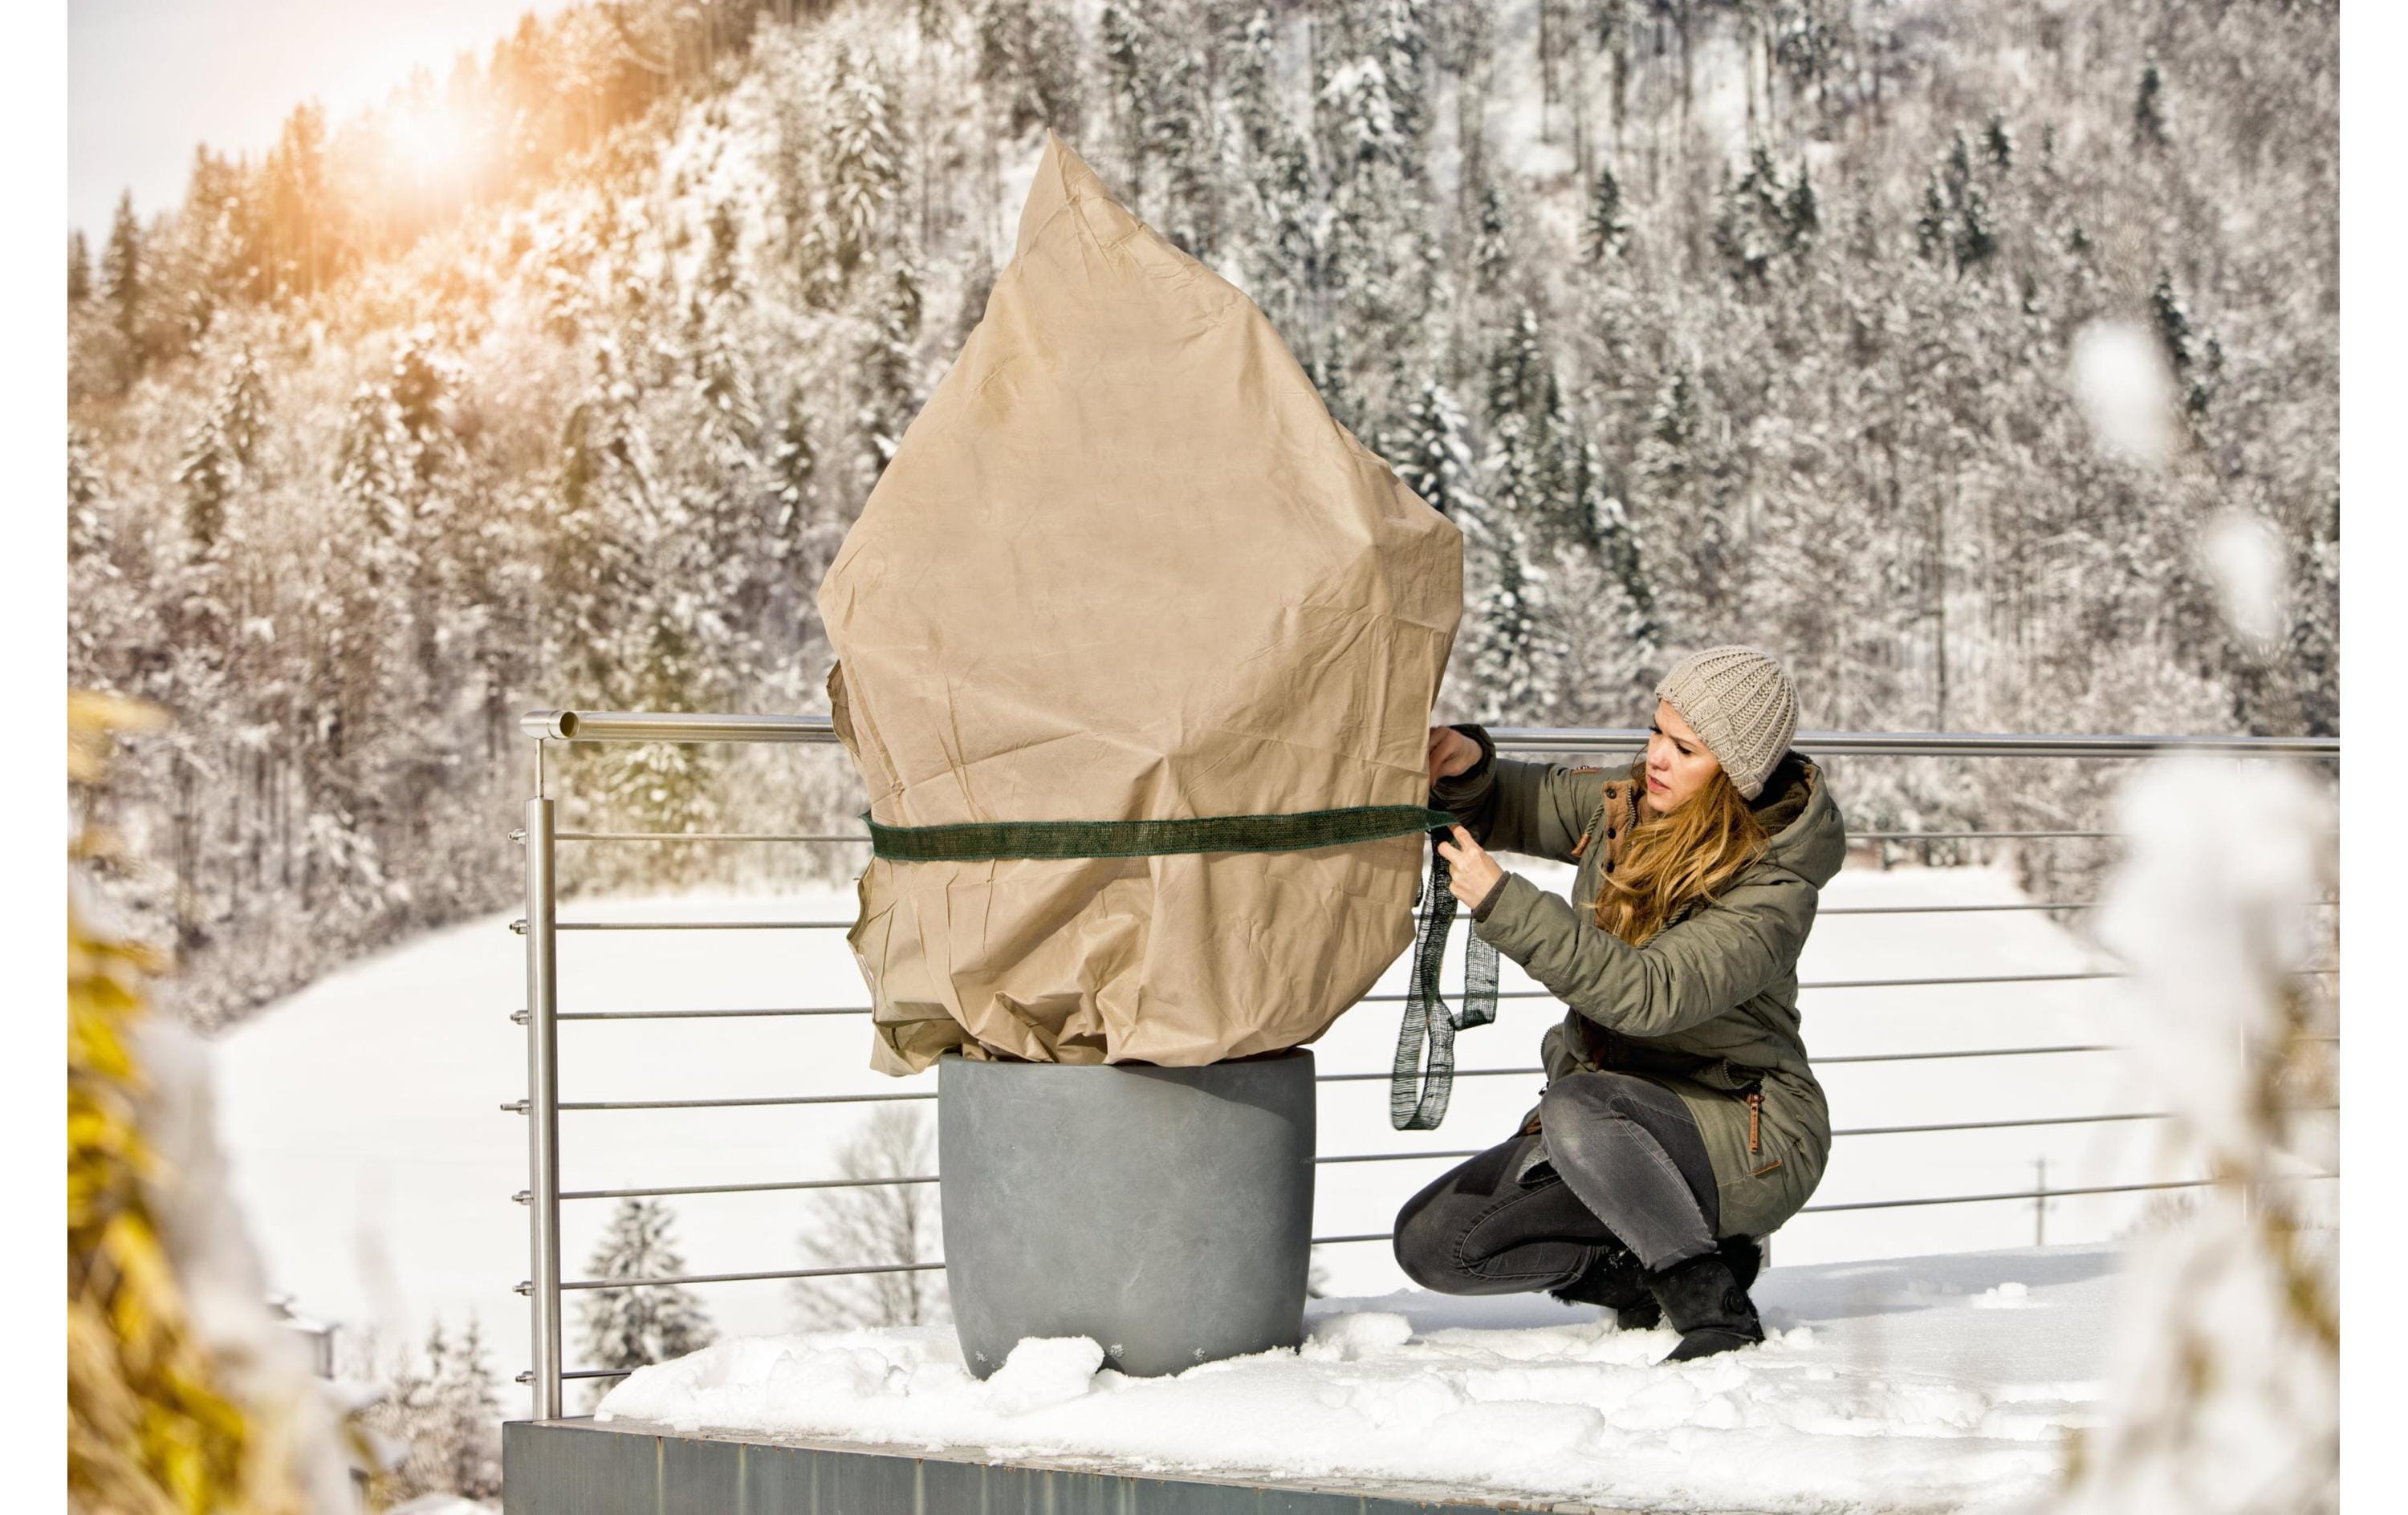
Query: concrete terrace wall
500 1420 1658 1515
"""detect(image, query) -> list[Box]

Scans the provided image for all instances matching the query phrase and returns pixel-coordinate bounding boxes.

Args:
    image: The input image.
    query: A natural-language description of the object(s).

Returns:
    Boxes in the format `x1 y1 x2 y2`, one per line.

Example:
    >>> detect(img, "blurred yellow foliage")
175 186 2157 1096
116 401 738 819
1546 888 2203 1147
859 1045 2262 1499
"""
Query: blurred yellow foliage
67 691 304 1515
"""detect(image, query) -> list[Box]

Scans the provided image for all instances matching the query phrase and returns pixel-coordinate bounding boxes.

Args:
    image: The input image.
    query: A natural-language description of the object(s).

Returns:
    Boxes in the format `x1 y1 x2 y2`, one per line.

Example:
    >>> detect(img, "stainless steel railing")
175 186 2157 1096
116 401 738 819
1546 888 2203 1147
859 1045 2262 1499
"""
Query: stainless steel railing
508 712 2339 1413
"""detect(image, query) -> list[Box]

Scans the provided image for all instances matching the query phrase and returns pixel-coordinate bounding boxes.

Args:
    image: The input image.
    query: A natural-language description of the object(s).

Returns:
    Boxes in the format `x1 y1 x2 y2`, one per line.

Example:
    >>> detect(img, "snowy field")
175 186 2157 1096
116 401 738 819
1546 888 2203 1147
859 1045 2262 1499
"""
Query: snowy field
595 1242 2117 1515
212 858 2203 1415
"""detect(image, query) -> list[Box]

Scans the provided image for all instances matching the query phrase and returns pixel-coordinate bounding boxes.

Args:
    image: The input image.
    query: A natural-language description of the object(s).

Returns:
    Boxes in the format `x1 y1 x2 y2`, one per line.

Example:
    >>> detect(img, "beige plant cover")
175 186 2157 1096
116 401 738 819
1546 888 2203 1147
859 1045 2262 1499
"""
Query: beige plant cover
818 132 1462 1072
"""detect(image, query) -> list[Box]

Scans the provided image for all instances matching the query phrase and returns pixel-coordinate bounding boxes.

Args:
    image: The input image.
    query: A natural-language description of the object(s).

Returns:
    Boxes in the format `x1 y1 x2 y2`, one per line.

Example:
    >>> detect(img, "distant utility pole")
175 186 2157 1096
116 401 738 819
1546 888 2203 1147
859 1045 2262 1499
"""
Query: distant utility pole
2034 1156 2048 1248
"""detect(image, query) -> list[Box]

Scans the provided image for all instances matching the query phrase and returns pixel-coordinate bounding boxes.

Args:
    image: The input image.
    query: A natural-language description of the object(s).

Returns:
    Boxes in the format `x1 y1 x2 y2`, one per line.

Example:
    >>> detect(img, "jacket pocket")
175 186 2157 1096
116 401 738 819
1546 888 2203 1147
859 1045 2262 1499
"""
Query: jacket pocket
1694 1058 1769 1095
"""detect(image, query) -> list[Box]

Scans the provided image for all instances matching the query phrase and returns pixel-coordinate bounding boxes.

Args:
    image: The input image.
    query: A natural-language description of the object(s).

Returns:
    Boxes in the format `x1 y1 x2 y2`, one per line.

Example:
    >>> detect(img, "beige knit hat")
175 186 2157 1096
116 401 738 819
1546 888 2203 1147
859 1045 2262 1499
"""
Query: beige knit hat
1652 644 1799 799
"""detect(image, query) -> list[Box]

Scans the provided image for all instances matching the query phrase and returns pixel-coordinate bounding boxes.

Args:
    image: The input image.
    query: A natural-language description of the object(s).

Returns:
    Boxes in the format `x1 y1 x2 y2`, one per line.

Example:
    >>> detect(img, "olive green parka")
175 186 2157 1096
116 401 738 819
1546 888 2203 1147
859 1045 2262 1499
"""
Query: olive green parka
1431 725 1849 1241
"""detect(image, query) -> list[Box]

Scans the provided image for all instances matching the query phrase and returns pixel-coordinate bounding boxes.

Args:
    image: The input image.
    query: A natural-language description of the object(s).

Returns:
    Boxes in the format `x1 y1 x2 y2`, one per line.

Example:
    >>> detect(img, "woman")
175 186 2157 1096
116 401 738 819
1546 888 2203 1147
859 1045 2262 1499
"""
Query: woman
1392 644 1847 1363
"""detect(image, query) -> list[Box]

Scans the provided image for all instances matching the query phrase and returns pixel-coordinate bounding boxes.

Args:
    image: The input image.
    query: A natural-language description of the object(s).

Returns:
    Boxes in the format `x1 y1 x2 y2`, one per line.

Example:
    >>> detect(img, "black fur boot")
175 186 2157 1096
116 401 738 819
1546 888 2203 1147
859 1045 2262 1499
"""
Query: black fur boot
1644 1246 1765 1362
1548 1241 1659 1328
1719 1234 1764 1293
1552 1236 1760 1333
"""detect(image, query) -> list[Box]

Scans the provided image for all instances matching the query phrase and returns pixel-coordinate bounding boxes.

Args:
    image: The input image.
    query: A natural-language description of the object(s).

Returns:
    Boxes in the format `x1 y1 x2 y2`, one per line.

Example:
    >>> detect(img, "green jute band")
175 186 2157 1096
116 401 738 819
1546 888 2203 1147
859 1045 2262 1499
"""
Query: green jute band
864 804 1462 863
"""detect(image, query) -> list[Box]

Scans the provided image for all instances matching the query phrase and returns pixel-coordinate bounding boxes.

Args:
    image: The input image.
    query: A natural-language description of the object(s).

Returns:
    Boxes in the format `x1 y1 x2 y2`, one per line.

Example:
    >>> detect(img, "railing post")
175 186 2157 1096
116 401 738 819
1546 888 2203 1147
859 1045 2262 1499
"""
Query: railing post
523 770 565 1420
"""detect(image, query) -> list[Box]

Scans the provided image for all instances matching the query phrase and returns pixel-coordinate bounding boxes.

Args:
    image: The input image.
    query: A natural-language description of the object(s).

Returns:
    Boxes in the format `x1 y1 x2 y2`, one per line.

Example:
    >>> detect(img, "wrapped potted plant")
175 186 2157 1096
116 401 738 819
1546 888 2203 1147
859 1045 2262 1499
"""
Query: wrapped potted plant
818 136 1462 1378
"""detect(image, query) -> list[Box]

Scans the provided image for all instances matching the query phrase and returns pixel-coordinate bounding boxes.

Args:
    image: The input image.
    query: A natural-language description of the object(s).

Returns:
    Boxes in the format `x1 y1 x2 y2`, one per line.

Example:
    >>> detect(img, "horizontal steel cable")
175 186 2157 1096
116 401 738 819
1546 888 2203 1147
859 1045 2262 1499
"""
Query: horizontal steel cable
519 1167 2343 1385
531 1169 2341 1298
528 1105 2338 1203
500 1035 2339 1112
523 710 2342 759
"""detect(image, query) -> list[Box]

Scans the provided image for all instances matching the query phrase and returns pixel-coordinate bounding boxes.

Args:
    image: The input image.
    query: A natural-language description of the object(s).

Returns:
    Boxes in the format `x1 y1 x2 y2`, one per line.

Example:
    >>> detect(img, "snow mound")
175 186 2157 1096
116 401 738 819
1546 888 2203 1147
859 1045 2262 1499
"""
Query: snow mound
596 1245 2125 1513
1303 1310 1414 1361
985 1336 1104 1415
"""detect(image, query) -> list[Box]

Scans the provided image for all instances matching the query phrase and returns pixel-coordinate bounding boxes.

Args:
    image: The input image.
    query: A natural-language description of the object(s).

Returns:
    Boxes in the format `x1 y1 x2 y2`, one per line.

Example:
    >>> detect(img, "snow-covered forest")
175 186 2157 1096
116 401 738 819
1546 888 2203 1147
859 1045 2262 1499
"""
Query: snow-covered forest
66 0 2339 1025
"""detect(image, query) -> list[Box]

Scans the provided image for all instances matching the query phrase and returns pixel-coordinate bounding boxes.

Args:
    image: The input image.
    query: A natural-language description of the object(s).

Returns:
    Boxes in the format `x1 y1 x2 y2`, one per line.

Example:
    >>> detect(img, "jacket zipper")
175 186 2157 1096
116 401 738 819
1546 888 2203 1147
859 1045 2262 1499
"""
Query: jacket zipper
1746 1091 1763 1156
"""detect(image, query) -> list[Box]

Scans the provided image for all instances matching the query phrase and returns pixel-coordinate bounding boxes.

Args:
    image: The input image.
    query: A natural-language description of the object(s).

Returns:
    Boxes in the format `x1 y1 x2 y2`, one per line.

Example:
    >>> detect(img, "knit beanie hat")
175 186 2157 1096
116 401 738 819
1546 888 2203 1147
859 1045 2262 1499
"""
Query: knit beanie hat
1652 645 1799 800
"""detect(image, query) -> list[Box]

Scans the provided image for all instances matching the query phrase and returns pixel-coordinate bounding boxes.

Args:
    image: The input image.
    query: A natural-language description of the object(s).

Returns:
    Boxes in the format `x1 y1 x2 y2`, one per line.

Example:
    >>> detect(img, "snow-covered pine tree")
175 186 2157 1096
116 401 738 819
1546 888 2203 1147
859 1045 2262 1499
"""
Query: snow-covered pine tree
1318 10 1426 439
2150 270 2217 417
334 364 438 802
551 338 655 693
1145 8 1217 257
68 229 92 306
1710 146 1812 285
174 410 237 558
973 0 1083 140
1229 6 1316 334
368 1318 454 1502
101 189 142 360
1461 494 1564 724
768 386 821 561
218 344 268 469
1098 2 1155 204
576 1200 717 1410
1529 371 1585 544
1482 303 1547 427
1439 3 1495 218
1544 530 1650 725
700 197 745 301
828 44 901 277
1470 181 1508 294
1983 108 2015 169
1582 160 1629 262
1395 381 1481 521
67 426 105 567
1574 433 1658 650
1631 361 1719 643
857 256 925 485
1910 130 1996 278
435 1314 503 1500
1374 0 1434 156
2134 51 2170 148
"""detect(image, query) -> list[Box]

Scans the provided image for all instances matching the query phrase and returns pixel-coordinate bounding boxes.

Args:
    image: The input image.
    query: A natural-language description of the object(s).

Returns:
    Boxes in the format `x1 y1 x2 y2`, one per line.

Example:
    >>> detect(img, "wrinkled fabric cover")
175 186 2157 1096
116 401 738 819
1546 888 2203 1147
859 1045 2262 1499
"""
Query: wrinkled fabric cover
819 133 1462 1071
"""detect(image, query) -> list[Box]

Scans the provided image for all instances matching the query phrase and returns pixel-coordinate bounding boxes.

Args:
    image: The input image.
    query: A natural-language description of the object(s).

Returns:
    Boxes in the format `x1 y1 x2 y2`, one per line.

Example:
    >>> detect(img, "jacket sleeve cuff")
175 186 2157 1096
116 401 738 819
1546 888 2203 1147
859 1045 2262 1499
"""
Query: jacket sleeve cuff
1469 867 1513 923
1430 723 1498 810
1468 870 1560 959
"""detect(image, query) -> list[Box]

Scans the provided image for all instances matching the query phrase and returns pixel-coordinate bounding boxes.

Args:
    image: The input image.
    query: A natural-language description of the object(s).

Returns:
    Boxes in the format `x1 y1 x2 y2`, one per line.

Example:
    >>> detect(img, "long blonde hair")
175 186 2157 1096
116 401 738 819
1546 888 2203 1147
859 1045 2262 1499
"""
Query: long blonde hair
1588 766 1769 945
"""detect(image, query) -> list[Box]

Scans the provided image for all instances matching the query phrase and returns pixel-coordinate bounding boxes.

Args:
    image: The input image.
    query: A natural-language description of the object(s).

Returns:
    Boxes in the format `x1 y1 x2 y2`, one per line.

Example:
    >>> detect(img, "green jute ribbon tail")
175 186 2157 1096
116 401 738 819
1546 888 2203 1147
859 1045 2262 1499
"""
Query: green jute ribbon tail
861 803 1460 862
1389 827 1500 1131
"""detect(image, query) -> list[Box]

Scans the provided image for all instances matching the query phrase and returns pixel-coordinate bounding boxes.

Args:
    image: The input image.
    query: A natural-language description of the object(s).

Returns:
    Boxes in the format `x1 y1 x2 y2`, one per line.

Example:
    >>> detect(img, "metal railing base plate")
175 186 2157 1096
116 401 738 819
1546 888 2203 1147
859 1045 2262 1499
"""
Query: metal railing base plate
502 1418 1660 1514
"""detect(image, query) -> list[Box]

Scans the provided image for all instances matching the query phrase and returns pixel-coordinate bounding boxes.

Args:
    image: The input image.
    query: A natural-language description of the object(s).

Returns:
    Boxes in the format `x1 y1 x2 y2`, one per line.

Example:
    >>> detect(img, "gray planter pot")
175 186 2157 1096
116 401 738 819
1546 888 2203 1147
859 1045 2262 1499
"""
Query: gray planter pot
938 1048 1316 1379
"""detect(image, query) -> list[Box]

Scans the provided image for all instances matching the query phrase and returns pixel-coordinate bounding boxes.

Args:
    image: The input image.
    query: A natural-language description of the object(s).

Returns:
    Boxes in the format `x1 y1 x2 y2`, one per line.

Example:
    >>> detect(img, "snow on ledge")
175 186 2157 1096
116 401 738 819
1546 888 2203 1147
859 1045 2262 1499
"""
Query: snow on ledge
596 1245 2118 1514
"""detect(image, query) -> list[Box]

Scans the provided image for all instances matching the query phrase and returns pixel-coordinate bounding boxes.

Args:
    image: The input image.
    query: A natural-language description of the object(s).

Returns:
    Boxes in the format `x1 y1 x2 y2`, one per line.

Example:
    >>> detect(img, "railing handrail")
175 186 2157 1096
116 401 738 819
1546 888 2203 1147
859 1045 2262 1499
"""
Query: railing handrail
518 709 2341 759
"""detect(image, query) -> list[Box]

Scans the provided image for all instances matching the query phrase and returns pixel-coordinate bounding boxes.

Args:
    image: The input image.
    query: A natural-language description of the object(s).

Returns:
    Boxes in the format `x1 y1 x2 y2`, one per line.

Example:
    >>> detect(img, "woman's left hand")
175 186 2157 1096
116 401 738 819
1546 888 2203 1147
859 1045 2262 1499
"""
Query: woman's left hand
1436 824 1503 912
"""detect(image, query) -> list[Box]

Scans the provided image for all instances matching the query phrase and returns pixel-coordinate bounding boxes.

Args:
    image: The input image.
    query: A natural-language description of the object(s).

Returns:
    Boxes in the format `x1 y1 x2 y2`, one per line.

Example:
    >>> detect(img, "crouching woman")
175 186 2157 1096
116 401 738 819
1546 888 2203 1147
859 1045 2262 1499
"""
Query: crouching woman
1393 644 1849 1363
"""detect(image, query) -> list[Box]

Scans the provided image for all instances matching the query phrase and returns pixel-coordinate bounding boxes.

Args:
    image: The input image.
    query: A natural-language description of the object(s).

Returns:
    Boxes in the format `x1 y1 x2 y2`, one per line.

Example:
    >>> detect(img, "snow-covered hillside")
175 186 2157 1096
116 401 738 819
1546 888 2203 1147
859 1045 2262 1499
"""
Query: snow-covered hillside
75 0 2342 1030
212 858 2199 1414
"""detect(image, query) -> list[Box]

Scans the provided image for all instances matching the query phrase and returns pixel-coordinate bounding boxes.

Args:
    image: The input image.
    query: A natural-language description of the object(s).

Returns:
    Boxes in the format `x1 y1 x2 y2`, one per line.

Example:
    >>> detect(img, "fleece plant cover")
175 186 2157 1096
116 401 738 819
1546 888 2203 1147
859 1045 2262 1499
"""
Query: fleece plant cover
817 132 1462 1071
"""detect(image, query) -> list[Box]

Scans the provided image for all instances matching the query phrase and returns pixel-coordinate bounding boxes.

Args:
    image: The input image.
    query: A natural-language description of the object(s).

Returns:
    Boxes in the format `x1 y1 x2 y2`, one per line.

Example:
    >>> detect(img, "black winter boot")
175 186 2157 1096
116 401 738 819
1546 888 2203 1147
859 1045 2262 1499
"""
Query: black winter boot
1719 1234 1764 1293
1548 1241 1660 1329
1551 1237 1759 1331
1644 1248 1765 1363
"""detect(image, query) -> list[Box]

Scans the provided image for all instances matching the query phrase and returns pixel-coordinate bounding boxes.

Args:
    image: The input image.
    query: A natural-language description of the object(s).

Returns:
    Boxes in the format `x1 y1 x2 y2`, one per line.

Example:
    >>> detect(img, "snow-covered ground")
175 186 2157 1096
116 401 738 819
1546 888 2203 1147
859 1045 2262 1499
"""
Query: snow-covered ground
594 1242 2117 1515
212 859 2199 1415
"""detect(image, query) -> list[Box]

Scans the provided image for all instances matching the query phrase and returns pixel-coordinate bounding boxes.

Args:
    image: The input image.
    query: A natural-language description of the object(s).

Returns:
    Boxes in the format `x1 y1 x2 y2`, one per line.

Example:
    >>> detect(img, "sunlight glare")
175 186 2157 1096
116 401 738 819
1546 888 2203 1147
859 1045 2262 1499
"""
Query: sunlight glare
391 103 473 180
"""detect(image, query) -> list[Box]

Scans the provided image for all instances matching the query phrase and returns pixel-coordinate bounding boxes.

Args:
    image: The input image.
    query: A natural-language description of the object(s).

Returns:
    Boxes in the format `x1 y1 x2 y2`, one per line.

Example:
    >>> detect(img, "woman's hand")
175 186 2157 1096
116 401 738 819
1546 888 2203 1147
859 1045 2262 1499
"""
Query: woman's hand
1437 824 1503 912
1426 725 1482 787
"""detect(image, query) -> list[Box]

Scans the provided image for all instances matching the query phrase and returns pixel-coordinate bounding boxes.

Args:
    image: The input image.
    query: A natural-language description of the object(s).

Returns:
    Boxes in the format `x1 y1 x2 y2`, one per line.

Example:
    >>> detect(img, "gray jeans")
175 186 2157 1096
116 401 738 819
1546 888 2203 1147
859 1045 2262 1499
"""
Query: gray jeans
1392 1070 1722 1292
